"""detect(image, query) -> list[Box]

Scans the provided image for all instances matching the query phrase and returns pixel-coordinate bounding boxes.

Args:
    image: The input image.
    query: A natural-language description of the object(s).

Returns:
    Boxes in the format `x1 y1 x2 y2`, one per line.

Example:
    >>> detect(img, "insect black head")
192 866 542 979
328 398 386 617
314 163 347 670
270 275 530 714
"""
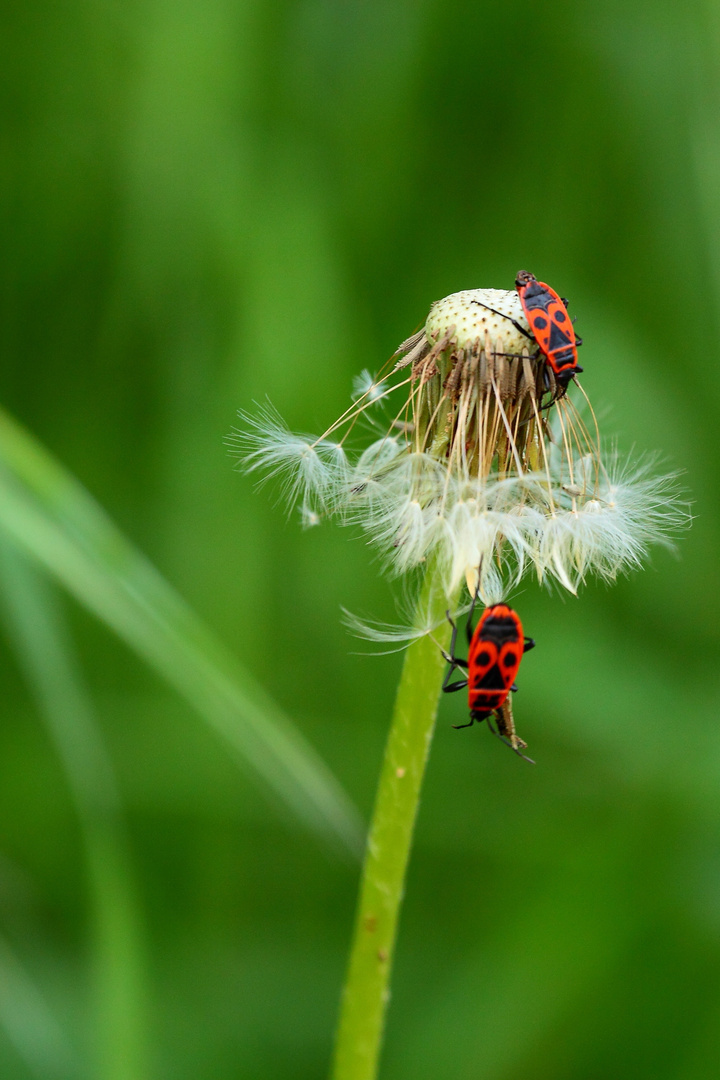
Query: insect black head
515 270 536 288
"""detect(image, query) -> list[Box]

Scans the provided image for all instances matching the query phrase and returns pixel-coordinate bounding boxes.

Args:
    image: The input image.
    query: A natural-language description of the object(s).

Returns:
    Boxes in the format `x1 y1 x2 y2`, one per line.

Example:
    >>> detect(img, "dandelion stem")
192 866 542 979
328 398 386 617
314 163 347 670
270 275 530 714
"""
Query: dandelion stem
331 560 460 1080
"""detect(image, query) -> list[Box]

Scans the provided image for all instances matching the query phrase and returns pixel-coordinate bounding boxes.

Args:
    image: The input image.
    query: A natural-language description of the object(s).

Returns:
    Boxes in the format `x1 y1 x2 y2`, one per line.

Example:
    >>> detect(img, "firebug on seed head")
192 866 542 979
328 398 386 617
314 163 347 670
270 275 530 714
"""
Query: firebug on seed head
515 271 583 387
470 271 584 400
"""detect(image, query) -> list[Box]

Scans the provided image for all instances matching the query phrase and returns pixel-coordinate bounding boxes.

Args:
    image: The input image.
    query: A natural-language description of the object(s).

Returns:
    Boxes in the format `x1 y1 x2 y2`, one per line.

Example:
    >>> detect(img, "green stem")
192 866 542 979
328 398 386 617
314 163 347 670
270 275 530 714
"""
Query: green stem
331 563 459 1080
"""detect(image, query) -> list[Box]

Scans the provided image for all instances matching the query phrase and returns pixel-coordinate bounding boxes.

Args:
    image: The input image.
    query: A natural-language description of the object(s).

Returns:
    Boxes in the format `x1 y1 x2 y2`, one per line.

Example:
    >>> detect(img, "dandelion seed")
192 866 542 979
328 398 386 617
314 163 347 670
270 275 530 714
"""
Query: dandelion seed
352 370 388 404
230 288 687 607
227 405 349 514
300 503 322 529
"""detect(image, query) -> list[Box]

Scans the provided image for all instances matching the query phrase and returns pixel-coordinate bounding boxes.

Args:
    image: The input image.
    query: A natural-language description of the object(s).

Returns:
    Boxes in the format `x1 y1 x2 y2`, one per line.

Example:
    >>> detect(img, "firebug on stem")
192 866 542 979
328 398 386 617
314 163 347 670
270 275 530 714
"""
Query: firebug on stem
441 579 535 760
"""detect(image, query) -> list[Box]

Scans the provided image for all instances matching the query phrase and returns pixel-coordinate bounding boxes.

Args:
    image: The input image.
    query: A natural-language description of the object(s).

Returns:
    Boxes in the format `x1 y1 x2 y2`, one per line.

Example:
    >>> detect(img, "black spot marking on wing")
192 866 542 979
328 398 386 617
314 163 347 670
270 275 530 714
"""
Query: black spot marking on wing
548 321 572 351
475 663 506 690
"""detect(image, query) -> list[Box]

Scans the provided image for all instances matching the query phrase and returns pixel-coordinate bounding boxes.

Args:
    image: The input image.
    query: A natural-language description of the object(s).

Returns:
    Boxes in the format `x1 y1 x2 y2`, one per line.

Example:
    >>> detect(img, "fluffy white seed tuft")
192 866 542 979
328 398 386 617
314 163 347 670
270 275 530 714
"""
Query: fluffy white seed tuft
228 406 349 512
352 370 388 404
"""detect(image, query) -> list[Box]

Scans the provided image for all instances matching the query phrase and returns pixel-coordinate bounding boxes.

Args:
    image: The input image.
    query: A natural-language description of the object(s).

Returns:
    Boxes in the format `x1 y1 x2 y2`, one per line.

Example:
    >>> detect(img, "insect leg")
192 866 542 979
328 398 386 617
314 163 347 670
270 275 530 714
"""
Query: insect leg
486 714 511 746
542 377 569 407
470 300 534 341
441 612 469 692
444 610 460 663
523 637 535 653
451 716 475 729
486 715 535 764
441 650 468 668
443 678 469 694
442 634 468 694
465 562 484 645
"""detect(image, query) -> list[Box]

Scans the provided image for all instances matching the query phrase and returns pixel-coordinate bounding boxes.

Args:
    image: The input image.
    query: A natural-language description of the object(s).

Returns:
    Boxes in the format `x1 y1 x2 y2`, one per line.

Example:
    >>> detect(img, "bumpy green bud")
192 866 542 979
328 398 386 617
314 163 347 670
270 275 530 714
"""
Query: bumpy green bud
425 288 530 355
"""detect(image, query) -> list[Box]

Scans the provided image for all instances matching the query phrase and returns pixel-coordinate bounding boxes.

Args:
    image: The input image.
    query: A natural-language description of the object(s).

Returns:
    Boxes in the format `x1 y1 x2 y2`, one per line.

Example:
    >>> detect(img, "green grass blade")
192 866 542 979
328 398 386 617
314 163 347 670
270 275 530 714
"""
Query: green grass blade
0 543 149 1080
0 406 363 858
0 933 80 1080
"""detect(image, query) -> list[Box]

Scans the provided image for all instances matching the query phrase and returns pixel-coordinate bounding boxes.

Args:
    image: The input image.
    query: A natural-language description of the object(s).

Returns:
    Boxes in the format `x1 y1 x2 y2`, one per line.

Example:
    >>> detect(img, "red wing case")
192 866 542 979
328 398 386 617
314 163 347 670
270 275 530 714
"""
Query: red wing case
467 604 524 719
515 271 582 384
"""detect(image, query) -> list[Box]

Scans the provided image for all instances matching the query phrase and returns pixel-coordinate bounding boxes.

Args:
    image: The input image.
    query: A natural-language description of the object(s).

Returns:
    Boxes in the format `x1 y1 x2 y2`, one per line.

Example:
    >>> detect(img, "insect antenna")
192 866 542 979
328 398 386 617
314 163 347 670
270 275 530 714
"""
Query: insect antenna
469 299 534 341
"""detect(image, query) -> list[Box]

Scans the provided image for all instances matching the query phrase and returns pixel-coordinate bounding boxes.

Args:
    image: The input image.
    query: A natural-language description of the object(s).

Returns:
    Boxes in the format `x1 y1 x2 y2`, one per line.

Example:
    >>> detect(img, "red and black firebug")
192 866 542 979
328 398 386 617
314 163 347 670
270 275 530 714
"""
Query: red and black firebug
514 271 583 387
441 582 535 759
470 270 583 398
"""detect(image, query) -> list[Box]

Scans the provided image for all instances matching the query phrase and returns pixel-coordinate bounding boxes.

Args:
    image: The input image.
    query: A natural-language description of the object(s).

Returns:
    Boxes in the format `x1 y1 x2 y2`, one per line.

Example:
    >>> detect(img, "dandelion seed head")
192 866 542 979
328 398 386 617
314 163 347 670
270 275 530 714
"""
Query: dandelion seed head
231 289 687 608
426 288 530 354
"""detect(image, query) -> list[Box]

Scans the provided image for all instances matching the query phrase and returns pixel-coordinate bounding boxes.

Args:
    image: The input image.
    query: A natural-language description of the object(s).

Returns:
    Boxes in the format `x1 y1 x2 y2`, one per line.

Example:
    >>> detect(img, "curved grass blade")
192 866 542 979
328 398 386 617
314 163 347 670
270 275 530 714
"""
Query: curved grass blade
0 542 149 1080
0 406 363 858
0 933 80 1080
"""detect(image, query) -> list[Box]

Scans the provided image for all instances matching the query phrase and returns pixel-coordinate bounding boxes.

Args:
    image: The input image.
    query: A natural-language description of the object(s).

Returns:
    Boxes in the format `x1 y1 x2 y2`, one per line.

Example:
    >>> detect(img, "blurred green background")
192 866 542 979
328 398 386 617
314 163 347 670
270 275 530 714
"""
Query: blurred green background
1 1 719 1078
